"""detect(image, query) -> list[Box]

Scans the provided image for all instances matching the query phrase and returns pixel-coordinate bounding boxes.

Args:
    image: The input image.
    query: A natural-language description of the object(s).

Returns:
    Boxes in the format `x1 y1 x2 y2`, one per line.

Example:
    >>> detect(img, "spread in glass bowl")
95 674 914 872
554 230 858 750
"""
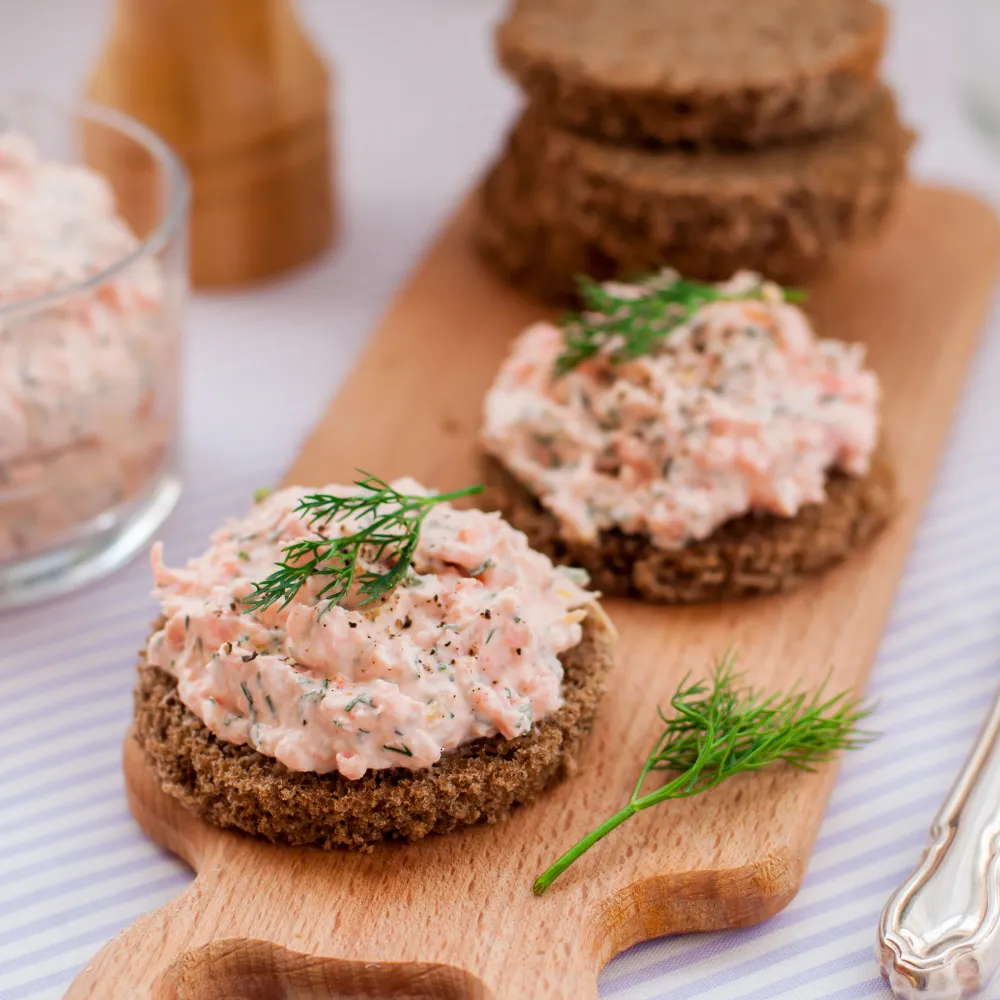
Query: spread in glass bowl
0 129 174 562
146 479 597 779
481 270 880 549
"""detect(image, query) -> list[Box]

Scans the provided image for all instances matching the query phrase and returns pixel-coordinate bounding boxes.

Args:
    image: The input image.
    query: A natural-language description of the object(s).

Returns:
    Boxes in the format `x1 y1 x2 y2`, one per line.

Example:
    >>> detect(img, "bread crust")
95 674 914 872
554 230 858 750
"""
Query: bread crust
475 88 912 304
482 454 896 603
497 0 888 147
132 609 615 850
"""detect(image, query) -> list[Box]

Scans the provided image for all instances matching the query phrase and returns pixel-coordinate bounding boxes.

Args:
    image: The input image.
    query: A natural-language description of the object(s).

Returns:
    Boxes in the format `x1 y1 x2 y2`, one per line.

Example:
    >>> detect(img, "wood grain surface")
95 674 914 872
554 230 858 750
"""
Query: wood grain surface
85 0 336 287
66 185 1000 1000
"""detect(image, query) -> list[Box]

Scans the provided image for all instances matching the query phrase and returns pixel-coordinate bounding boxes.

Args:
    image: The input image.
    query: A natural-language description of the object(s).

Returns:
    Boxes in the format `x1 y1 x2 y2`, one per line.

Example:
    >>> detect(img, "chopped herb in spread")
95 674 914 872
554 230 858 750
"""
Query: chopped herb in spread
344 694 373 713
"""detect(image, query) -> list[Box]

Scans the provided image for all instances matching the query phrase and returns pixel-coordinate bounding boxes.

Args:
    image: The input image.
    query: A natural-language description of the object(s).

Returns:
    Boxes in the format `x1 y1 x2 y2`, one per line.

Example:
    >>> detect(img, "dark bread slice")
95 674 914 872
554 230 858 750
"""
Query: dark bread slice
133 608 615 850
482 454 896 603
474 87 912 305
497 0 888 147
477 150 615 306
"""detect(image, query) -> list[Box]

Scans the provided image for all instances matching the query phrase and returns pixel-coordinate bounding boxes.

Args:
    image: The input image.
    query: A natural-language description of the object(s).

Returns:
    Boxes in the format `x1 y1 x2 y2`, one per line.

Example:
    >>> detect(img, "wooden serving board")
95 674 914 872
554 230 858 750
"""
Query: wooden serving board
68 185 1000 1000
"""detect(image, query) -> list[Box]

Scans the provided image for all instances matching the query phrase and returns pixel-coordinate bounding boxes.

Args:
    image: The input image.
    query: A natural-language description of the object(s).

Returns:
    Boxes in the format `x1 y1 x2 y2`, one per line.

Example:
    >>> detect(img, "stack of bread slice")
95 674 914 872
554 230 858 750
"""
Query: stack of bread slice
476 0 914 303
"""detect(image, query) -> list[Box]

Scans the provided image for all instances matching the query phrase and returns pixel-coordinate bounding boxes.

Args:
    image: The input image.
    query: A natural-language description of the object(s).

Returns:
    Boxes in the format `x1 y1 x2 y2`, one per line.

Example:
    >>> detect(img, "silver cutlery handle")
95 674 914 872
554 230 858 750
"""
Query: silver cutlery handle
879 688 1000 999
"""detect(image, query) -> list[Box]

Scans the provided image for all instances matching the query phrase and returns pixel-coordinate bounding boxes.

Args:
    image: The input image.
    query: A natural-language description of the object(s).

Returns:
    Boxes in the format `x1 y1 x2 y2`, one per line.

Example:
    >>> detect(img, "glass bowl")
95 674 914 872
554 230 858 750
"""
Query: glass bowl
0 99 189 608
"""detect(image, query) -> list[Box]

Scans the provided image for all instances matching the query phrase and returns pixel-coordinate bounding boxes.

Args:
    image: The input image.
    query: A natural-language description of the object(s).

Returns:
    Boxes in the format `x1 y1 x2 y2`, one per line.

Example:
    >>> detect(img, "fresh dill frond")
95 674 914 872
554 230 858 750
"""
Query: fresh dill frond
244 471 484 613
532 651 874 894
555 272 807 375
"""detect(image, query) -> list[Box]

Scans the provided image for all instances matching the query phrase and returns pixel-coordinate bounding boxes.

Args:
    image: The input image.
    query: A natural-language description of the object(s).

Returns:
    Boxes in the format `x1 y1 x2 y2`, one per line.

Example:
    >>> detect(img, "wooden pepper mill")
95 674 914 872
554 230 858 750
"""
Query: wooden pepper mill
85 0 336 287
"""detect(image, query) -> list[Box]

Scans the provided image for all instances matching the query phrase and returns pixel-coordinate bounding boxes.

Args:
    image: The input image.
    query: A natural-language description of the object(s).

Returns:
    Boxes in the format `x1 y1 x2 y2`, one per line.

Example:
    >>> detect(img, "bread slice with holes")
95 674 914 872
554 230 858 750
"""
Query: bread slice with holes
132 605 615 851
496 0 889 148
475 87 913 305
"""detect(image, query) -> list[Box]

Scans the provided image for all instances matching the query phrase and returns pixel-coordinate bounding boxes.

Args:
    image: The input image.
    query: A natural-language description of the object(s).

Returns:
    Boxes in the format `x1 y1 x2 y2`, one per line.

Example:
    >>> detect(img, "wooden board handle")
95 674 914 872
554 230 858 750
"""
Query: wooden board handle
66 734 599 999
64 734 237 999
63 878 222 999
69 934 496 1000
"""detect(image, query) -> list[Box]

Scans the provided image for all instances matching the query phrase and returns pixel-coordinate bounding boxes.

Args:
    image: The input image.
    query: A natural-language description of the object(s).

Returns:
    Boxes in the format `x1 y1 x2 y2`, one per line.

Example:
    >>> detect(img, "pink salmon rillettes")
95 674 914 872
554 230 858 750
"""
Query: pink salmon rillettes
146 479 598 780
481 270 880 549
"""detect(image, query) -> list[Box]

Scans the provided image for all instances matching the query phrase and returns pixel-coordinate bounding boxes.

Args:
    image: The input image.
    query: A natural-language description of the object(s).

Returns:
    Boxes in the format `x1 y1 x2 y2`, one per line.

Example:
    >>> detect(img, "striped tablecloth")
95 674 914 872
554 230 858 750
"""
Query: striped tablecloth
2 2 1000 998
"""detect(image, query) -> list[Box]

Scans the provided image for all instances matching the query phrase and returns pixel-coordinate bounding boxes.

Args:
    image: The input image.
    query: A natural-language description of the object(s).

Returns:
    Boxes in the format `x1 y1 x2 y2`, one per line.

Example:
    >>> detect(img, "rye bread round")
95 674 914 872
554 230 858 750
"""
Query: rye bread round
482 454 896 603
132 608 615 850
475 87 912 305
496 0 888 147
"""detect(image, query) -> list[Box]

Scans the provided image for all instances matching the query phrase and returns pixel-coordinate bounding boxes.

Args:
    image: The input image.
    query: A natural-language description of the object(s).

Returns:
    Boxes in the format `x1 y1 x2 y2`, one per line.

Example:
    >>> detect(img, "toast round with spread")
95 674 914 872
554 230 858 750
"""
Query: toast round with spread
496 0 888 148
132 607 615 850
482 454 896 603
475 87 912 305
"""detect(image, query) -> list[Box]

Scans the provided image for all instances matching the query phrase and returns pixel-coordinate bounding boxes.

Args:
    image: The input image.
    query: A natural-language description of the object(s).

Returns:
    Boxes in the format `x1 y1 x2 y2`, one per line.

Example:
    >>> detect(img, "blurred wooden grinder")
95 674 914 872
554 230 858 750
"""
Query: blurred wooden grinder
86 0 336 287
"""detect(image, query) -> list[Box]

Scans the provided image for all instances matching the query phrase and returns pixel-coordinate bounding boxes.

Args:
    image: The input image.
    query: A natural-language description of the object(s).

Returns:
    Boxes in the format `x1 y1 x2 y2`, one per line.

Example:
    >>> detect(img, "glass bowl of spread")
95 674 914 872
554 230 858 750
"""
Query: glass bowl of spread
0 99 189 608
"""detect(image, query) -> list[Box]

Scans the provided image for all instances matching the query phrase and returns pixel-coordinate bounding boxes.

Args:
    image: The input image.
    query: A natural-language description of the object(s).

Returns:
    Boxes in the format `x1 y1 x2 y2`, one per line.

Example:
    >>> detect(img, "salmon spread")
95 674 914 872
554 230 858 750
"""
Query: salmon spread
482 271 880 549
146 479 596 779
0 131 170 561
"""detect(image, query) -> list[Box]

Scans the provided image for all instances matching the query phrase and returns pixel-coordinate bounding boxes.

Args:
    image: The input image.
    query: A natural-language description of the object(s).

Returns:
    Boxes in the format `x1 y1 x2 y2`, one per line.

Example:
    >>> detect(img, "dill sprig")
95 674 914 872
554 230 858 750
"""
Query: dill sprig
244 472 484 613
555 272 807 375
533 651 874 895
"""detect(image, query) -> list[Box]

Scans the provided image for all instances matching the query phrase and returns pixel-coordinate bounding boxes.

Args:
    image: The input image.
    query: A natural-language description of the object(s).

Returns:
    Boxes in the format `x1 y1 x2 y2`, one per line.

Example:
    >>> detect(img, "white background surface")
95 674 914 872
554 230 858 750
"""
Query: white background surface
1 1 999 998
